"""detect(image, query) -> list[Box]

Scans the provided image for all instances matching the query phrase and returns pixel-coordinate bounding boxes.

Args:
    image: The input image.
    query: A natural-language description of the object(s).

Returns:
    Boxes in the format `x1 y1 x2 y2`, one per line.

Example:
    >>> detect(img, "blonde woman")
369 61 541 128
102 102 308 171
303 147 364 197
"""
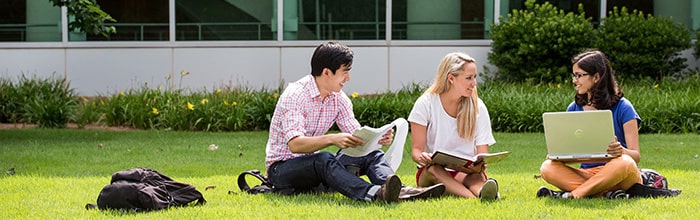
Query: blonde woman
409 52 498 200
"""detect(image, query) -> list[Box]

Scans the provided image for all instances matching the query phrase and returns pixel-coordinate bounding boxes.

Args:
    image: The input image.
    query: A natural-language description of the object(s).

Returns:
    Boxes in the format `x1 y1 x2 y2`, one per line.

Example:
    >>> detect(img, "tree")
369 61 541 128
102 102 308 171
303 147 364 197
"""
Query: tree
49 0 116 38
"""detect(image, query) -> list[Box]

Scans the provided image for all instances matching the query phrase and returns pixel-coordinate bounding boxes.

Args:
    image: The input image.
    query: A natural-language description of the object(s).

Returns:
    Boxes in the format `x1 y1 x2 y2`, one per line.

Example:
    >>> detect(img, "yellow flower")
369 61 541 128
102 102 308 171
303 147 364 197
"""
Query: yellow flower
272 93 279 99
216 89 222 95
151 108 159 115
556 84 561 88
654 84 659 89
223 100 229 106
351 92 359 98
119 91 125 97
187 102 195 110
201 98 209 105
231 101 238 107
180 70 190 76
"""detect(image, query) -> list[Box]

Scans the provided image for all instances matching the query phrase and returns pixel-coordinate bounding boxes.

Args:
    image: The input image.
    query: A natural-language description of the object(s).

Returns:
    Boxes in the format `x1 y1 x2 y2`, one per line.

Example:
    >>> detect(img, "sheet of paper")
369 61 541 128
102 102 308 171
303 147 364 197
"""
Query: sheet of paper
340 118 408 172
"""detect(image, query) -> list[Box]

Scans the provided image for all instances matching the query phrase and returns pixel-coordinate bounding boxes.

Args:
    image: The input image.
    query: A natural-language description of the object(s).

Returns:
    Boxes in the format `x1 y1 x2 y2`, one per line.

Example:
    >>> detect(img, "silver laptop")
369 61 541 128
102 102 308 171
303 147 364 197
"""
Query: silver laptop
542 110 615 163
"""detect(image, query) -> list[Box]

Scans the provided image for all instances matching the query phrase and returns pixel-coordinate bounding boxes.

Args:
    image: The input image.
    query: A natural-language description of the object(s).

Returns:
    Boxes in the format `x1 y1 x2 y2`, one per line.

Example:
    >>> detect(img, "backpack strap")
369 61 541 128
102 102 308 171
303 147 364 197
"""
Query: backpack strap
237 170 274 194
627 183 682 198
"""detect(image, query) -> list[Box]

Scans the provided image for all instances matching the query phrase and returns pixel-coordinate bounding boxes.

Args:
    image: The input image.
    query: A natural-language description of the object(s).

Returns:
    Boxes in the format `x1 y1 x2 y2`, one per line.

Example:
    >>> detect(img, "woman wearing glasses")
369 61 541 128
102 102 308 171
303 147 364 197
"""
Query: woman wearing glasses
537 50 642 199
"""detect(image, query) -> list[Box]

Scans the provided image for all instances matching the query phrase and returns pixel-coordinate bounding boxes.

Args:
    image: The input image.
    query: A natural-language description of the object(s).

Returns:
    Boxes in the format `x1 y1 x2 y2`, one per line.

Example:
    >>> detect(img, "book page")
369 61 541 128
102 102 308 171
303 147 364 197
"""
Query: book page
431 151 510 167
339 118 408 172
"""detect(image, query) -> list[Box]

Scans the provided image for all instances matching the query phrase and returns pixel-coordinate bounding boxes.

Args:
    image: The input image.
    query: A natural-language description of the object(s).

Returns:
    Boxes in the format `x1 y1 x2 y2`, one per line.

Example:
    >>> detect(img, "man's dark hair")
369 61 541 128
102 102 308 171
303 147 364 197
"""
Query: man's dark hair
310 41 353 76
572 50 623 109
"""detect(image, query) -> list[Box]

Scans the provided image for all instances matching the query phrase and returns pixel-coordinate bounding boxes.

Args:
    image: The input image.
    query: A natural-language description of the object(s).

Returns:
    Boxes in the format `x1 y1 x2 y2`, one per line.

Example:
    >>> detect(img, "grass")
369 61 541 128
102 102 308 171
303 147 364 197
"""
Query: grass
1 129 699 219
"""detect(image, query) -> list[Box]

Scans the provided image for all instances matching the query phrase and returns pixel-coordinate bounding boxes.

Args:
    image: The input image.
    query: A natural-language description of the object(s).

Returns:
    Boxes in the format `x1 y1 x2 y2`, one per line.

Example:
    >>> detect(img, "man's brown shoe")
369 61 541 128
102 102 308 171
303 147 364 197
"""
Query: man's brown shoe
375 175 401 203
399 184 445 201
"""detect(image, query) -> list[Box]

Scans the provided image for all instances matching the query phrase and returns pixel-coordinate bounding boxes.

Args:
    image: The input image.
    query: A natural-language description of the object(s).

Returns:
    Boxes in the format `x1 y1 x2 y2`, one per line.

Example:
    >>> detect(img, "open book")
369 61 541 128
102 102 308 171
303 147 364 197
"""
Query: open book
339 118 408 172
431 151 511 168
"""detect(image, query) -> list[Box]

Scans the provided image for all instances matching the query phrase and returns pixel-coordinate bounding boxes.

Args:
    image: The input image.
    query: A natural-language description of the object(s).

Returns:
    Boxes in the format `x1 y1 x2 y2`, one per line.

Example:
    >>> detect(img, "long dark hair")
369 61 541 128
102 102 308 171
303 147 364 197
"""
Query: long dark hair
572 50 623 109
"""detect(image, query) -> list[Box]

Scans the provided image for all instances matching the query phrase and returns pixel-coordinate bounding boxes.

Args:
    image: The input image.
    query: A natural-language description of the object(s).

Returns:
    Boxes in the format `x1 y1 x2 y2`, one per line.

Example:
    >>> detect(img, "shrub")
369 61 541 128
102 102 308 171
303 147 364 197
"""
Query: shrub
595 7 691 80
14 74 78 128
694 31 700 61
3 73 698 134
488 0 594 83
352 83 425 128
0 78 18 123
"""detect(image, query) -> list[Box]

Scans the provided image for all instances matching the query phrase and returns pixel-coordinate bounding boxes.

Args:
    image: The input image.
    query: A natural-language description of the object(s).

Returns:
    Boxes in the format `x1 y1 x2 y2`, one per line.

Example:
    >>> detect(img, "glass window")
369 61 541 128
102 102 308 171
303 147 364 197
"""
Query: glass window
392 0 487 40
0 0 61 42
176 0 274 41
505 0 654 26
291 0 386 40
76 0 169 41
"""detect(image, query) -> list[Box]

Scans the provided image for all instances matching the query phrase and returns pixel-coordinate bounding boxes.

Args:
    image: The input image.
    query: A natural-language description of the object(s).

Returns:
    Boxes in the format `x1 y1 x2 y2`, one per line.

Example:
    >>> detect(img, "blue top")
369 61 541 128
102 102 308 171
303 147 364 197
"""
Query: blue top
566 97 641 168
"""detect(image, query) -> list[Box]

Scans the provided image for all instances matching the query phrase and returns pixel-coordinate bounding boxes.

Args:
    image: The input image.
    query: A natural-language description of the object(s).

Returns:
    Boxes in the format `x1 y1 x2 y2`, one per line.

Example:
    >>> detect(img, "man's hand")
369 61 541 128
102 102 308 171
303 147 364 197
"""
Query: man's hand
377 129 394 146
332 133 365 149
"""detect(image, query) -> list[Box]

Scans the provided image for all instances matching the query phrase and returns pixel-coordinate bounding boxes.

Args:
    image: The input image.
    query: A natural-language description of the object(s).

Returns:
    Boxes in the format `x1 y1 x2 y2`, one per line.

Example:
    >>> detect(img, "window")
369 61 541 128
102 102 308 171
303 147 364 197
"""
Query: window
505 0 655 27
293 0 386 40
176 0 274 41
79 0 169 41
0 0 61 42
392 0 487 40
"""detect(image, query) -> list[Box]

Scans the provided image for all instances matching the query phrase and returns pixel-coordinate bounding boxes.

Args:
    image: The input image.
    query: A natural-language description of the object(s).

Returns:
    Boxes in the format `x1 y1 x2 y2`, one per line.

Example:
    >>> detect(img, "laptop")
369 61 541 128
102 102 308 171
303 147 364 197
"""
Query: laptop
542 110 616 163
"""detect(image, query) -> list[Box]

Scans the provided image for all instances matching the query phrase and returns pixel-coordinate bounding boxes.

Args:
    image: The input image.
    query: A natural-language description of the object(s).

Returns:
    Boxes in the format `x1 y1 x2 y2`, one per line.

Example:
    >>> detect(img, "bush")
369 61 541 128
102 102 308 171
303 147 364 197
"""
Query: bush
488 0 594 83
83 85 279 132
352 83 425 128
1 74 79 128
0 78 18 123
3 73 698 134
596 7 691 80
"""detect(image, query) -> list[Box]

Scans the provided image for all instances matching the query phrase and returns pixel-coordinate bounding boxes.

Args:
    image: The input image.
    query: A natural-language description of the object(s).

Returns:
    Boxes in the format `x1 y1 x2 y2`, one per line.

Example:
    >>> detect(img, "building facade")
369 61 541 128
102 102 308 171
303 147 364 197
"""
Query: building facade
1 0 698 95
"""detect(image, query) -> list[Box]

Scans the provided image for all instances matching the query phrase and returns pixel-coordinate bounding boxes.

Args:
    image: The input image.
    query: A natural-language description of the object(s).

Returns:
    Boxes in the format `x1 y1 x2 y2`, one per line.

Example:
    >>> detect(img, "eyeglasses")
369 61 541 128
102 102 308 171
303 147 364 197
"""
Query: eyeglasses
572 72 590 80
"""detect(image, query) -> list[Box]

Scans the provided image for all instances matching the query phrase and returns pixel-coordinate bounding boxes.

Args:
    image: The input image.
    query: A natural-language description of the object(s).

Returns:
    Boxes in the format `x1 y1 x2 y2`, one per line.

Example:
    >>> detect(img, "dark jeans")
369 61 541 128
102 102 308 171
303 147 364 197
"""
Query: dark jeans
336 150 394 185
268 152 375 201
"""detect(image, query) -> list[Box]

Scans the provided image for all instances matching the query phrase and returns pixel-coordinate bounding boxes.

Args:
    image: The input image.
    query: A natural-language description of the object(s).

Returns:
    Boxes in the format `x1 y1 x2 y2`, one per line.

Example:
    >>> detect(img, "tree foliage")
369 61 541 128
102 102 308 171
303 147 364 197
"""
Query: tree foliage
49 0 116 37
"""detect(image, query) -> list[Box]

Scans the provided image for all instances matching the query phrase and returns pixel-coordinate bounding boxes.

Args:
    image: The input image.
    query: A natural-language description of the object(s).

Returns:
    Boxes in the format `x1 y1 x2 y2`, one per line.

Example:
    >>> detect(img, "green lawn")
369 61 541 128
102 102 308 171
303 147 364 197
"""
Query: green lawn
1 129 698 219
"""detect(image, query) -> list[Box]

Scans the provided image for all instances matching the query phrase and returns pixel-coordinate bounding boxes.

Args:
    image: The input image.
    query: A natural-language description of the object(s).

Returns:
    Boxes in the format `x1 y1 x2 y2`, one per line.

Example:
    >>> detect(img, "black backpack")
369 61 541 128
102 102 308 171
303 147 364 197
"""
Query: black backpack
236 170 275 194
235 169 330 195
87 168 206 212
627 168 681 198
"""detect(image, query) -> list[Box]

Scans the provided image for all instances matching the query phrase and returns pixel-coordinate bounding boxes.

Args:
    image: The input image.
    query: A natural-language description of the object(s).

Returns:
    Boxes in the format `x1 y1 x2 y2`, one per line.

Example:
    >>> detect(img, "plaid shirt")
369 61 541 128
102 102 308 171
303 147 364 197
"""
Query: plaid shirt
265 75 361 168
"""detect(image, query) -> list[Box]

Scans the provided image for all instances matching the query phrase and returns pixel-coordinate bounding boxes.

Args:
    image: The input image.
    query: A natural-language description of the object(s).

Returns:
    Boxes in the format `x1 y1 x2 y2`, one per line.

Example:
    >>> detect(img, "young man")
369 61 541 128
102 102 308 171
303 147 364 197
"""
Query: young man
265 41 444 202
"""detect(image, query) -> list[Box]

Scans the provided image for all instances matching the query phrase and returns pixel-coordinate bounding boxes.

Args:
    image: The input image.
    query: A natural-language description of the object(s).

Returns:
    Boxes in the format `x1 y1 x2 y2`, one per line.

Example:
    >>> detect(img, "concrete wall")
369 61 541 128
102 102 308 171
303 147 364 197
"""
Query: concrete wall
0 41 696 96
0 41 494 96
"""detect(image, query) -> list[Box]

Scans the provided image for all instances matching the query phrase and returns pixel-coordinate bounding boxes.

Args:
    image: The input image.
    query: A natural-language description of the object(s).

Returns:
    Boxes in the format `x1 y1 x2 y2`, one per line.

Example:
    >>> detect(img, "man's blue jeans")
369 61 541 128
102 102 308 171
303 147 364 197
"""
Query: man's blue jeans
336 150 394 185
268 152 375 201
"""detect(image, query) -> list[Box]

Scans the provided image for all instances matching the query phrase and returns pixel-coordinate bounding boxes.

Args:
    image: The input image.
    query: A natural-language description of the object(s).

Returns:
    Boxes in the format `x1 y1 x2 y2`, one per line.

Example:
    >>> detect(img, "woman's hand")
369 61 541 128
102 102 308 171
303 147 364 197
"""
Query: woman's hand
415 152 433 167
447 161 486 174
607 137 624 157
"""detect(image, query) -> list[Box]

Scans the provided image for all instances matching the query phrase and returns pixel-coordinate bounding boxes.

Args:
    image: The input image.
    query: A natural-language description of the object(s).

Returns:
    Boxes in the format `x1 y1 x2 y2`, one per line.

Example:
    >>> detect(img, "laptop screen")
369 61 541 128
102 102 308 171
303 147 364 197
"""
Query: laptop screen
542 110 615 162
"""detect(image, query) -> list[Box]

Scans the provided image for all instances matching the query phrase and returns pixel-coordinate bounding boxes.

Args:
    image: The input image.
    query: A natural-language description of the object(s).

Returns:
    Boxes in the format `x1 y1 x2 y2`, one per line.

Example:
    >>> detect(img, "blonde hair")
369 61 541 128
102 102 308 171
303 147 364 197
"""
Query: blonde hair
425 52 479 140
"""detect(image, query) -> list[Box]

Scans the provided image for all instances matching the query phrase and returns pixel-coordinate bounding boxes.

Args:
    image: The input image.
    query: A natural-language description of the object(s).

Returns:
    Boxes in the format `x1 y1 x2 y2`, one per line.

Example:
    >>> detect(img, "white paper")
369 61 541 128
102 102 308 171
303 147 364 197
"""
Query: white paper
340 118 408 172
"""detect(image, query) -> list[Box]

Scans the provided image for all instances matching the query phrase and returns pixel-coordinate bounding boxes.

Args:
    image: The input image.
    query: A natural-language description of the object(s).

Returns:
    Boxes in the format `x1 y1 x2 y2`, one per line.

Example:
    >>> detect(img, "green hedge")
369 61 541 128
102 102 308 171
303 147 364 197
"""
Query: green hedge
1 74 698 133
489 0 692 82
0 74 78 128
596 7 691 79
488 0 593 82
